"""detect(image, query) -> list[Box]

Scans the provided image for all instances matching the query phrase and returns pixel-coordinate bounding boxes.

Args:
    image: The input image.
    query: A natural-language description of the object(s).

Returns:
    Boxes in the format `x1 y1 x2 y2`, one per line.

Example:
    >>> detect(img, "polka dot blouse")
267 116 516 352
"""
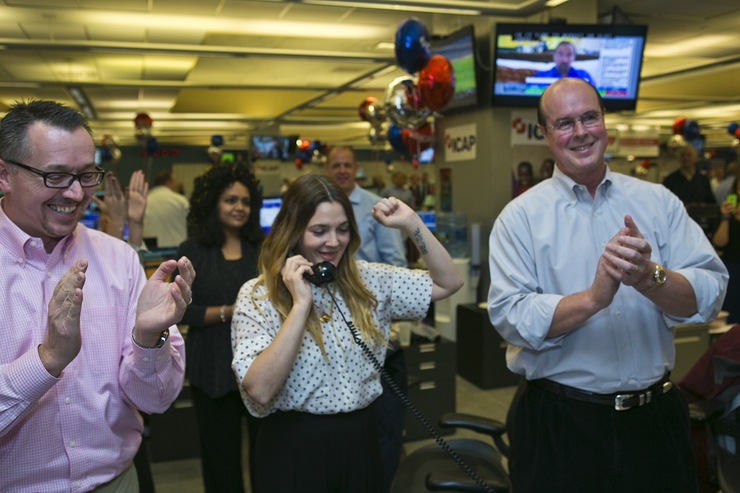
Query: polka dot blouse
231 261 432 417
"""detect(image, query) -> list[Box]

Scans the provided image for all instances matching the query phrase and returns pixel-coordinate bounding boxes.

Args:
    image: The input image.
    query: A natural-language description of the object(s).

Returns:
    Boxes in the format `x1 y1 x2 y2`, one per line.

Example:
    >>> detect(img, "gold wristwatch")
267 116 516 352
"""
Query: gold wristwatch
639 264 666 295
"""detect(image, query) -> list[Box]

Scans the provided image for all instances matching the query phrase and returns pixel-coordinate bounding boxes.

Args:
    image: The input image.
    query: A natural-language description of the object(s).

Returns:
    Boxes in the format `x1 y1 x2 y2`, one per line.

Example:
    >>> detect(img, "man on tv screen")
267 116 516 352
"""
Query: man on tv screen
534 41 594 85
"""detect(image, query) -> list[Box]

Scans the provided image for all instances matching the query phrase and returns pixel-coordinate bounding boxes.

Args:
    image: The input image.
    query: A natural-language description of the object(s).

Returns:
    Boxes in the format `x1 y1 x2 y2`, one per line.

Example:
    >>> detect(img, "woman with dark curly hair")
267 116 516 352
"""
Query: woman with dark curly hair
175 163 263 493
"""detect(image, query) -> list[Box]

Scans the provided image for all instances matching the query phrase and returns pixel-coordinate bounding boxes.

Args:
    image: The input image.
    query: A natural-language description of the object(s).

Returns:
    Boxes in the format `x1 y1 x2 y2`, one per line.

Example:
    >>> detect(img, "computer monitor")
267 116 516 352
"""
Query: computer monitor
260 196 283 233
417 210 436 233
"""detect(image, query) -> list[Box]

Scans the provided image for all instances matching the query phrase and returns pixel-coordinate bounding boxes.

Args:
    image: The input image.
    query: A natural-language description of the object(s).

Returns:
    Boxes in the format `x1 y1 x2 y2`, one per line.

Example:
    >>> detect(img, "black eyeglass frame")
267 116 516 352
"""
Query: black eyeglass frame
3 158 105 189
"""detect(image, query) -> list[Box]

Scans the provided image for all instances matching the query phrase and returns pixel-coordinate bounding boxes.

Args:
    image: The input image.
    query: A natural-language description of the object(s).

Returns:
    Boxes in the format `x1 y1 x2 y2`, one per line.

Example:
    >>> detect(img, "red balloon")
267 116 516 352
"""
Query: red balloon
359 97 377 121
134 112 153 128
401 122 434 155
672 117 686 135
418 55 455 112
735 128 740 139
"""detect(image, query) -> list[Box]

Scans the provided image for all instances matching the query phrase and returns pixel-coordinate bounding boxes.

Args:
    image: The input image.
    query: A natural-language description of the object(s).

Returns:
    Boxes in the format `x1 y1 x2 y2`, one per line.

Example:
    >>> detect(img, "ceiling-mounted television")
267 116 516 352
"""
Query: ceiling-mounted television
492 23 648 111
430 25 480 112
250 135 294 161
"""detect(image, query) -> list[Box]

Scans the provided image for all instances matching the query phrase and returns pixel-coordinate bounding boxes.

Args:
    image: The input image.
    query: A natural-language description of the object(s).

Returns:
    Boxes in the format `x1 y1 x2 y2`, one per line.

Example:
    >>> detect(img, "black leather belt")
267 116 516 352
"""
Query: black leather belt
529 374 673 411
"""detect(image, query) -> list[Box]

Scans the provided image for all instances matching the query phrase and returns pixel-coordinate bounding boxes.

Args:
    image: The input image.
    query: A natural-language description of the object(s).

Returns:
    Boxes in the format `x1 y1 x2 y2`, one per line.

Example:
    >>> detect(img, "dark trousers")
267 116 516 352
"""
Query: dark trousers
374 343 408 493
510 381 698 493
191 386 254 493
253 406 383 493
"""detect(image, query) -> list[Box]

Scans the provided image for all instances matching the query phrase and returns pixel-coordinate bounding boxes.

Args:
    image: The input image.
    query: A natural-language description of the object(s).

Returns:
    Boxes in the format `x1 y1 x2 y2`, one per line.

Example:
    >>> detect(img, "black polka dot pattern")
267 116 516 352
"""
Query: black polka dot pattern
231 261 432 417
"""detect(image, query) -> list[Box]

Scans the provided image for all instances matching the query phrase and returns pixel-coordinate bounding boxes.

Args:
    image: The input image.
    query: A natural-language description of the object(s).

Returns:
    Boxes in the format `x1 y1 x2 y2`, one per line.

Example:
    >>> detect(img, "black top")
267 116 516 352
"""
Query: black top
662 170 715 205
721 216 740 262
176 238 259 398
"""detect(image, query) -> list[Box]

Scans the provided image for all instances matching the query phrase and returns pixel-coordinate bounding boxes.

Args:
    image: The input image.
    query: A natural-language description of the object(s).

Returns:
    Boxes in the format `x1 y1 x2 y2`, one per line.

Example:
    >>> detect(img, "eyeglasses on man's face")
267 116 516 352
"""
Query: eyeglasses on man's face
3 158 105 189
547 110 604 135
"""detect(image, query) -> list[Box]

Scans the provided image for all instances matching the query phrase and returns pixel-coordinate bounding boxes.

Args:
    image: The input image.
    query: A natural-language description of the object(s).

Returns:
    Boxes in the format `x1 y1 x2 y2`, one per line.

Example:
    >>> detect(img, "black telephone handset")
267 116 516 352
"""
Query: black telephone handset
303 261 336 286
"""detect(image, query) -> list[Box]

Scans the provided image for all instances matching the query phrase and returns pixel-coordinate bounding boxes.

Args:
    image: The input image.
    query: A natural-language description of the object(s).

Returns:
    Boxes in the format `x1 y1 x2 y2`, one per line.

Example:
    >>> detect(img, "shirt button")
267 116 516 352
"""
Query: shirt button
64 397 71 404
142 356 150 362
46 272 52 278
16 257 23 264
69 440 77 447
74 481 81 488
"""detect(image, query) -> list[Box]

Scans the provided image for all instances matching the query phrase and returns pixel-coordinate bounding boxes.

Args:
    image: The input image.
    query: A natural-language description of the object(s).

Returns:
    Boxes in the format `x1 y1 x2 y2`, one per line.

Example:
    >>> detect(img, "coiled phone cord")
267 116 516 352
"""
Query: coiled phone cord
326 288 496 493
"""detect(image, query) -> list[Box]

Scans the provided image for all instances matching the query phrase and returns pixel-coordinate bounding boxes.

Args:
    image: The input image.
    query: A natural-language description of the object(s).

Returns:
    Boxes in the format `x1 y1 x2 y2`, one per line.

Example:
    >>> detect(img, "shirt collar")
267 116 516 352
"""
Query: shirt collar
551 164 613 200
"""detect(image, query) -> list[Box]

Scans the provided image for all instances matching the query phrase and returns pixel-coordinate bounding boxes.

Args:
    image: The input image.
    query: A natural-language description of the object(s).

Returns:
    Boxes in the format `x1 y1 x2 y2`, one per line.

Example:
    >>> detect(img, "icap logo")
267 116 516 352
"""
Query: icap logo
445 133 476 152
511 117 544 140
512 118 527 134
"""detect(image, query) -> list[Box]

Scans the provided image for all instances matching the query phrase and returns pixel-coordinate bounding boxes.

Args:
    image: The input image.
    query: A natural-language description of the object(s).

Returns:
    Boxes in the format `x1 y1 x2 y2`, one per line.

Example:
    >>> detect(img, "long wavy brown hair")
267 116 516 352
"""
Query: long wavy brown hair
250 174 383 356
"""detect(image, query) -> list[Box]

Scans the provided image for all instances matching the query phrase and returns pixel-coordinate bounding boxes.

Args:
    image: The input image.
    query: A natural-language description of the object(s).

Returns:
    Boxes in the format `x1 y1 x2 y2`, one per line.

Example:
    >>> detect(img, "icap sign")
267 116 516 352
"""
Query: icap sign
444 123 477 162
510 110 546 146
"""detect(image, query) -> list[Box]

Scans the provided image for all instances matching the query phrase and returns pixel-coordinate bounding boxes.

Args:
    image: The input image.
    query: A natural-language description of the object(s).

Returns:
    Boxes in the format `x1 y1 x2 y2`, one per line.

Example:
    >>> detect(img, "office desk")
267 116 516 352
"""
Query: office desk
456 303 519 389
403 337 456 441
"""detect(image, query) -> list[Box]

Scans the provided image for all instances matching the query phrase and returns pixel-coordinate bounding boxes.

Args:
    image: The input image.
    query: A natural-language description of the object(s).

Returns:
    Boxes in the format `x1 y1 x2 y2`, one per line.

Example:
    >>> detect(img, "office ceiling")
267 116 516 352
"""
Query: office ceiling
0 0 738 150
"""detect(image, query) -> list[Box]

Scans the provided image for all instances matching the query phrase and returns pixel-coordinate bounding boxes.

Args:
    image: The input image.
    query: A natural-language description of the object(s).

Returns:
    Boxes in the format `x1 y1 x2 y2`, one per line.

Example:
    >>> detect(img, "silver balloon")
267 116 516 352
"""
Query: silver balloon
368 124 388 145
366 101 386 128
667 134 687 150
385 76 430 130
208 145 223 163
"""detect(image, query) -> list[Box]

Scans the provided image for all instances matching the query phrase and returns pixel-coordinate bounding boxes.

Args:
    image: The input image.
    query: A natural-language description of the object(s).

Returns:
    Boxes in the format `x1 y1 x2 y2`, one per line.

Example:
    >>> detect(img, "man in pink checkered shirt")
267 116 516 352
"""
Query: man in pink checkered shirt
0 100 195 492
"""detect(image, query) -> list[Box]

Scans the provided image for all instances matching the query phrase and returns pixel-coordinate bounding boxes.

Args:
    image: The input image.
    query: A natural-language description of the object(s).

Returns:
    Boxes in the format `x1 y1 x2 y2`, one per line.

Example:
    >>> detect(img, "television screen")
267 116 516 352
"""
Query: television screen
250 135 292 161
430 25 479 112
492 23 648 111
260 196 283 233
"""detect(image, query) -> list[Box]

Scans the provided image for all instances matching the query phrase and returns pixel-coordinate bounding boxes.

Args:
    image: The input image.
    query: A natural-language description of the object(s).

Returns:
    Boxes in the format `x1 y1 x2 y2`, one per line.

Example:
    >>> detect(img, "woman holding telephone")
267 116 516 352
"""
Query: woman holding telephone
231 174 463 493
713 178 740 323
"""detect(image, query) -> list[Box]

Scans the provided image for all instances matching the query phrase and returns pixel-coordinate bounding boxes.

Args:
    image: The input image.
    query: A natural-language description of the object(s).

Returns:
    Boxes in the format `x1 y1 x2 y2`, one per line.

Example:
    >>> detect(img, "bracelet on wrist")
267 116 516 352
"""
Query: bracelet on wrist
219 305 227 324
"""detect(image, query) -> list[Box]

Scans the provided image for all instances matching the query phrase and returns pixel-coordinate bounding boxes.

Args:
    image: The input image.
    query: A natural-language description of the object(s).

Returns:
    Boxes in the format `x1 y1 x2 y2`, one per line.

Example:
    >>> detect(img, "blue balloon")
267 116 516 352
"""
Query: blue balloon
683 120 700 139
211 134 224 147
394 18 431 74
145 136 158 155
387 124 408 155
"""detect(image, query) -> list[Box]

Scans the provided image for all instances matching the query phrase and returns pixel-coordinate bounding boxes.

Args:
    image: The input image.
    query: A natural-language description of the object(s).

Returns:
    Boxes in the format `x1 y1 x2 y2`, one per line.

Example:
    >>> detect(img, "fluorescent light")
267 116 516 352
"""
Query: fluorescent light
545 0 570 7
374 42 395 51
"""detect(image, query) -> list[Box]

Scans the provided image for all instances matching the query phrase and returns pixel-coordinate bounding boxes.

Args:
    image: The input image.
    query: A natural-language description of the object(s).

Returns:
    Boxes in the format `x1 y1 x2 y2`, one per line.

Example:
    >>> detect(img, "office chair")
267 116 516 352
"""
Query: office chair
689 369 740 493
389 412 511 493
682 325 740 493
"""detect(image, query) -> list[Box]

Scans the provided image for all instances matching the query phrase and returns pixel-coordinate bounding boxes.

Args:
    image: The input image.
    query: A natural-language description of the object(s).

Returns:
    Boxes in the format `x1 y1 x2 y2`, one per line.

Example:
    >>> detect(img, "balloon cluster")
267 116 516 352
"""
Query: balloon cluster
295 139 328 169
133 112 158 156
358 17 455 159
208 135 224 164
728 122 740 148
98 134 122 167
667 116 702 150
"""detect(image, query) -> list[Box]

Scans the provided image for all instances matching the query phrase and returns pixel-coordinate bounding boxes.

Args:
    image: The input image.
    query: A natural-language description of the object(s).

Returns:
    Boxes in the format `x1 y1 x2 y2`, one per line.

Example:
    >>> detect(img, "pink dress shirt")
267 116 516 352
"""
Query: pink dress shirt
0 202 185 492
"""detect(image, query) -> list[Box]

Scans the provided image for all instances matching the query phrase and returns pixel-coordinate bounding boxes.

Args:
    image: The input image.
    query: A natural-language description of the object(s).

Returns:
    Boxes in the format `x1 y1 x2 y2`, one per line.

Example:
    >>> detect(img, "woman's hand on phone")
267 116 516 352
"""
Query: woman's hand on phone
281 254 314 307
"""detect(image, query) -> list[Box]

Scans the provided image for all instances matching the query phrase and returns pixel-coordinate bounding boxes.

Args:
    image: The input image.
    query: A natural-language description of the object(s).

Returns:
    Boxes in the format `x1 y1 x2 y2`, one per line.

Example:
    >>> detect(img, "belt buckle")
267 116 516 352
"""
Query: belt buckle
615 393 633 411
